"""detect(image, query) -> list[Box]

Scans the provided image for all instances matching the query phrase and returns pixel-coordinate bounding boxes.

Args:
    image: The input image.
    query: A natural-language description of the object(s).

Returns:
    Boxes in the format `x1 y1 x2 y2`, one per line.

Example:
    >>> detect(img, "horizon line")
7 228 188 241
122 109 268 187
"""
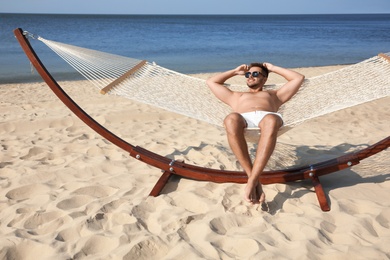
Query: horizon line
2 12 390 16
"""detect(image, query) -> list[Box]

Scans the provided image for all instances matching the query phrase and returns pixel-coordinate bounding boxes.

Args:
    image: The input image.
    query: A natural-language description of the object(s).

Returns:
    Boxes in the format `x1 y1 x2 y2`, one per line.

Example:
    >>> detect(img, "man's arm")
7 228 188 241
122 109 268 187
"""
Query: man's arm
264 63 305 105
206 64 247 106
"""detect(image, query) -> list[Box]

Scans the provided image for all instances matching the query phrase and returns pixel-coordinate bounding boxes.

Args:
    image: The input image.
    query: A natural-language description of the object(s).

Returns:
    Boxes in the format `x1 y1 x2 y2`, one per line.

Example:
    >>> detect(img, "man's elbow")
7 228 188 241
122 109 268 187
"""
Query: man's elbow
297 74 305 85
206 78 211 86
206 78 214 88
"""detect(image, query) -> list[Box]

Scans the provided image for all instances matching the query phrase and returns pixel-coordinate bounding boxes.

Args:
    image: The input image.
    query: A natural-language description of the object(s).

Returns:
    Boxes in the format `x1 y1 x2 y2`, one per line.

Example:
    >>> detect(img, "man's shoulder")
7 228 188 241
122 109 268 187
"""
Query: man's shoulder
265 89 277 94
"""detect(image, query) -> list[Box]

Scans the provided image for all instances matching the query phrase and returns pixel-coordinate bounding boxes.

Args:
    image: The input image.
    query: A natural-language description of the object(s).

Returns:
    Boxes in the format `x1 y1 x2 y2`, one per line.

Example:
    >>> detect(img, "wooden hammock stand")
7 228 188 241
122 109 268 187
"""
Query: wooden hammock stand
14 28 390 212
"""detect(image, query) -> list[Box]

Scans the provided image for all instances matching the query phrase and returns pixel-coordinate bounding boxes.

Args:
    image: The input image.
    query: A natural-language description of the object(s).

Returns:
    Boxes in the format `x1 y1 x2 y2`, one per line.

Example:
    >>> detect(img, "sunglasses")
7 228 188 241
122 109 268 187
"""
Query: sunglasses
245 71 266 78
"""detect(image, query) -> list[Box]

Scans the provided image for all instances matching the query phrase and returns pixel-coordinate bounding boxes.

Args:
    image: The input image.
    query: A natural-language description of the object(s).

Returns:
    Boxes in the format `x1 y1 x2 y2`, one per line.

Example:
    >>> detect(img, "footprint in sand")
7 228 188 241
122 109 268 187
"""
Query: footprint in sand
209 215 255 235
0 122 16 134
100 198 128 213
55 225 82 242
172 192 211 214
23 211 64 229
72 185 118 198
73 235 119 258
6 183 50 200
19 147 47 160
56 186 118 210
376 208 390 228
56 195 92 210
123 237 169 260
0 240 56 259
212 237 261 258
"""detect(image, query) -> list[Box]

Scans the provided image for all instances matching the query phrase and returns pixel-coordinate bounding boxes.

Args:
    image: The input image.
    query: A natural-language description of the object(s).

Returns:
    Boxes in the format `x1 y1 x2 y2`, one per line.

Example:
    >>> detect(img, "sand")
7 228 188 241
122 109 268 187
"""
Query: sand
0 65 389 259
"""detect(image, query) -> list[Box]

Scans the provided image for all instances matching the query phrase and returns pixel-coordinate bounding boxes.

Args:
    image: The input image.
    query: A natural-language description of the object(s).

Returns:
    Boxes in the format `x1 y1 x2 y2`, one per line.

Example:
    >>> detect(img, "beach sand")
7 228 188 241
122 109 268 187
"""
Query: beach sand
1 65 389 259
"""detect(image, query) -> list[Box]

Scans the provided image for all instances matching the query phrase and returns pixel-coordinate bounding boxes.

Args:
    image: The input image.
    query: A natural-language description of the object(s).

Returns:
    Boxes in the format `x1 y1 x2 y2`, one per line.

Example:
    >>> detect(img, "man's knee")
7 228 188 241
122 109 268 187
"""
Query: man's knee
224 113 246 133
259 114 282 134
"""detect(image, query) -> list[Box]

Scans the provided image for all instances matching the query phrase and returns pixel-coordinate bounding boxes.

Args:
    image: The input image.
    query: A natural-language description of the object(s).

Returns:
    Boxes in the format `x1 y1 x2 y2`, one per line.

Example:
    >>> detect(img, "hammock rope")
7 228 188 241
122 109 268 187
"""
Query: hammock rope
35 35 390 129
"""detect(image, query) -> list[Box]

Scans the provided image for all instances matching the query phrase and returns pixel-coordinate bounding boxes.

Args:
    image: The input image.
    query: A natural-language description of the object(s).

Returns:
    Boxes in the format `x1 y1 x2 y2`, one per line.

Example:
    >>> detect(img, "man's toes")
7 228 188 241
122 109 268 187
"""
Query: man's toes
259 193 266 204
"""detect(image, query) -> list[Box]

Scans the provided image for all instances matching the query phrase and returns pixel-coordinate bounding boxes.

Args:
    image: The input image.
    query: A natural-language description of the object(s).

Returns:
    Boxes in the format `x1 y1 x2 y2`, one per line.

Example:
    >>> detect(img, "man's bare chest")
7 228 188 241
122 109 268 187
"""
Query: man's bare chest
232 91 279 113
238 91 273 102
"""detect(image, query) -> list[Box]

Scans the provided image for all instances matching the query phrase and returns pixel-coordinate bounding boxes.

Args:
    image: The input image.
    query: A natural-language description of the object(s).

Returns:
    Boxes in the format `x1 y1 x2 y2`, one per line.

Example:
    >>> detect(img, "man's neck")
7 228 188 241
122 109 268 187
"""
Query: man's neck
248 87 263 93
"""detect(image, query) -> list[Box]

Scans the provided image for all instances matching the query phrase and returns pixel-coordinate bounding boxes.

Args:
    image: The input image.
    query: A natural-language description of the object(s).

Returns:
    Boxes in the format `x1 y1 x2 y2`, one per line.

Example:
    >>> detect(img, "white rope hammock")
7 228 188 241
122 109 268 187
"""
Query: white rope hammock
36 36 390 129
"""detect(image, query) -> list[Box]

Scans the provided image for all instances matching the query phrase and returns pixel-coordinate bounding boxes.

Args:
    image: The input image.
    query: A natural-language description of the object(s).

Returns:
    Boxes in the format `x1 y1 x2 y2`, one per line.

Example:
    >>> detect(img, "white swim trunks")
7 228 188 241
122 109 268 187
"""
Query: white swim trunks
240 111 283 128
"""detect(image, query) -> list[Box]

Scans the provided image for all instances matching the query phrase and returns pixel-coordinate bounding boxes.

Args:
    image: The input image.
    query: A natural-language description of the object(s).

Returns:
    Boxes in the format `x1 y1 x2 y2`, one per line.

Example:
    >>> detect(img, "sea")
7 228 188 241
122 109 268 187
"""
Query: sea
1 13 390 83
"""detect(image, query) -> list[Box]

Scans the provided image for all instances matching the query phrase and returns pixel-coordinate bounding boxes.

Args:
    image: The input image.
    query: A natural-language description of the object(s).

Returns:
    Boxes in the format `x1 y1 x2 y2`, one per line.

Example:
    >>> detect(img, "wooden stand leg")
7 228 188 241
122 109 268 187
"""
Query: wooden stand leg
149 171 173 197
310 175 330 211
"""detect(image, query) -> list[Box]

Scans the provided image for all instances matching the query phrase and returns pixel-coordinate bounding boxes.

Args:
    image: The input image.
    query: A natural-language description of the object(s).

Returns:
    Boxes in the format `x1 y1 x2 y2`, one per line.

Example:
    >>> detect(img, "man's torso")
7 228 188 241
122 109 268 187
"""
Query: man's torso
231 90 281 113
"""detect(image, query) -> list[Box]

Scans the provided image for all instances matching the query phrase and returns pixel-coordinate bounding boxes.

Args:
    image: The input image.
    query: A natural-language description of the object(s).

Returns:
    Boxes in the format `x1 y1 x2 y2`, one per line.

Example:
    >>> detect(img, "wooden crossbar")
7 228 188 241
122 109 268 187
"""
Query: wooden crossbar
100 60 147 94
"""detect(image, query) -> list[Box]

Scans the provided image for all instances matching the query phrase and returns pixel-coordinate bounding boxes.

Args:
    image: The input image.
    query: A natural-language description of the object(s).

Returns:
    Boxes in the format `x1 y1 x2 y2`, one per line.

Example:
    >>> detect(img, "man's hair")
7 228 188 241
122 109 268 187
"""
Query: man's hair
248 62 269 77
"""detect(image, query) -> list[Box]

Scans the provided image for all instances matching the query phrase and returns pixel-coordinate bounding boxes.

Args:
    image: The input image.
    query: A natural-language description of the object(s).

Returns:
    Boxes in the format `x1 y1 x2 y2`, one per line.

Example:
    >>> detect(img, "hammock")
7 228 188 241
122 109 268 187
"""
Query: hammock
14 28 390 211
31 32 390 129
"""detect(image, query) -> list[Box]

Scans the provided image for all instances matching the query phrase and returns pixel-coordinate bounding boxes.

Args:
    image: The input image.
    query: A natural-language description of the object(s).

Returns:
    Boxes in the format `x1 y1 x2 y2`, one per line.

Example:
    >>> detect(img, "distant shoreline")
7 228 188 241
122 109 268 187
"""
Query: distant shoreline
2 13 390 16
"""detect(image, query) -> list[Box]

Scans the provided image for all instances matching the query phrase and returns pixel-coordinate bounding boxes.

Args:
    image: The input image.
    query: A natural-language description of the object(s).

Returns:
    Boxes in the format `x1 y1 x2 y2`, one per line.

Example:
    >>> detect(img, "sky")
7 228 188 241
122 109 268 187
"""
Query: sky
1 0 390 15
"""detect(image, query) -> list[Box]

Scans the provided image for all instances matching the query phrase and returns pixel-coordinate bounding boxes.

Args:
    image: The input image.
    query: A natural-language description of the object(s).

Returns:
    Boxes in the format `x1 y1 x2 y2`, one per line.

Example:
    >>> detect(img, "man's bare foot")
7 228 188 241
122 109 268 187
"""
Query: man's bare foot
244 180 265 204
244 181 255 203
256 182 266 204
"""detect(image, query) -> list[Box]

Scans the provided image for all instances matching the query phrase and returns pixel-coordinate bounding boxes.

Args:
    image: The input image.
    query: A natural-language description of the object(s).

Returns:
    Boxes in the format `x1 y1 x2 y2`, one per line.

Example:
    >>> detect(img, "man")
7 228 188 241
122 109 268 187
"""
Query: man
206 62 304 204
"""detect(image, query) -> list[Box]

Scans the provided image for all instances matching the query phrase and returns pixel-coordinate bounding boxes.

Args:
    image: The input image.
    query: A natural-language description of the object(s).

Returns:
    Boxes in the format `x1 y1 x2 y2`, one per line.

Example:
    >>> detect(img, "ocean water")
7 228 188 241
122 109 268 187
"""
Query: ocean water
1 13 390 83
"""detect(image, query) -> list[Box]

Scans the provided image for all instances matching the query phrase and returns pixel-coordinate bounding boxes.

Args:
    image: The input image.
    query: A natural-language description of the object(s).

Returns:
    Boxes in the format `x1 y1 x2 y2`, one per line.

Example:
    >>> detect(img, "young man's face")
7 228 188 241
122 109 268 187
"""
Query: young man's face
246 66 267 89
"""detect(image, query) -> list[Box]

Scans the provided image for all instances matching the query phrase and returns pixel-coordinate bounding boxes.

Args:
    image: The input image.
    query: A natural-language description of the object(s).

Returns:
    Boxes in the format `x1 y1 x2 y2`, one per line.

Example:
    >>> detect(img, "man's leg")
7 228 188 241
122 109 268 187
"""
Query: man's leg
245 114 282 204
224 113 252 176
224 113 262 203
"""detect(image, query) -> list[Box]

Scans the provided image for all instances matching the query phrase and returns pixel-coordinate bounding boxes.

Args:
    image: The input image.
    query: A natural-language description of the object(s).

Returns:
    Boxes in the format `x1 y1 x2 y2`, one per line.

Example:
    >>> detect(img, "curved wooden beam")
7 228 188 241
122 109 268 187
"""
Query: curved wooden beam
14 28 390 211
